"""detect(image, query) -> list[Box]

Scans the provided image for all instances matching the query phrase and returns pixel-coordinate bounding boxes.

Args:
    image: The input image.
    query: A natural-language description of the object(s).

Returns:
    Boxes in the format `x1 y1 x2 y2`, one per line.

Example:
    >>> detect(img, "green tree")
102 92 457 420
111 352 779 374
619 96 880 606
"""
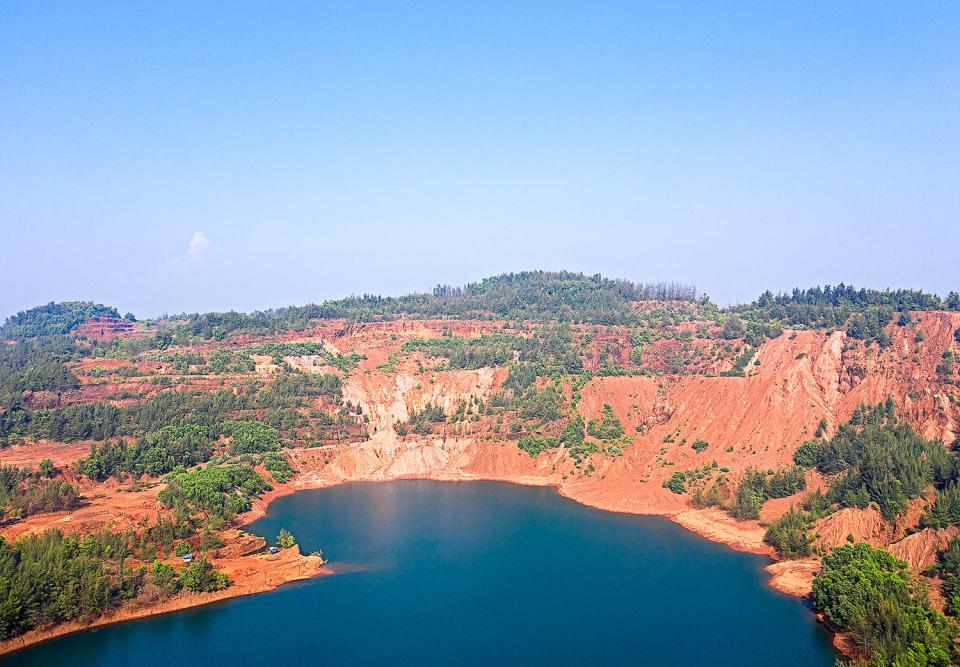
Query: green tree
150 560 182 594
38 458 54 478
763 507 813 558
277 529 297 549
180 557 230 592
226 420 281 454
813 543 957 666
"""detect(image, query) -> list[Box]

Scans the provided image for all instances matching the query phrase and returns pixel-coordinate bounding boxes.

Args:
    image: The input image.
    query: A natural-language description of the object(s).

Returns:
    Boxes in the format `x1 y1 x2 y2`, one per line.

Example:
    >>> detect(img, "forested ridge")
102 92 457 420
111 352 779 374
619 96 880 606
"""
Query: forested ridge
4 274 958 341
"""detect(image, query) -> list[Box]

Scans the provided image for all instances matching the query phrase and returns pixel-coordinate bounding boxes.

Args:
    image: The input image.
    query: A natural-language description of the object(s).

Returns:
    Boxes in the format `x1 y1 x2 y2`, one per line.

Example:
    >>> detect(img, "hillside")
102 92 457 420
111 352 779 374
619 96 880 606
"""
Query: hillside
2 272 960 661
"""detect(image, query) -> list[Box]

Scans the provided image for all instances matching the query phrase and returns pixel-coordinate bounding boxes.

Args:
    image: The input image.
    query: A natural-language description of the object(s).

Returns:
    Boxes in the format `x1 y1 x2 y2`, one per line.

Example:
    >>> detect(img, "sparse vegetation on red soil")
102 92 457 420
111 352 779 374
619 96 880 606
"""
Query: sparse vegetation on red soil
2 275 960 660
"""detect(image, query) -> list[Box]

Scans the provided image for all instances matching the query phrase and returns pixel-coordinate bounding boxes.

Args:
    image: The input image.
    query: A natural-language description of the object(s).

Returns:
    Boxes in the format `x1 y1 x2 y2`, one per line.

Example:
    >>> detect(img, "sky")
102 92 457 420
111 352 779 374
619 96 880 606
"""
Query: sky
1 2 958 318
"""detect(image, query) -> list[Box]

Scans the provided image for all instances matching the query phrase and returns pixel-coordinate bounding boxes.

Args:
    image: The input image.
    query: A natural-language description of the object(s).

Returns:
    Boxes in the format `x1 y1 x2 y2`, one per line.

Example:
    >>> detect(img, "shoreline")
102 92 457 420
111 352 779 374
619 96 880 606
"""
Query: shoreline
0 470 829 659
0 543 330 657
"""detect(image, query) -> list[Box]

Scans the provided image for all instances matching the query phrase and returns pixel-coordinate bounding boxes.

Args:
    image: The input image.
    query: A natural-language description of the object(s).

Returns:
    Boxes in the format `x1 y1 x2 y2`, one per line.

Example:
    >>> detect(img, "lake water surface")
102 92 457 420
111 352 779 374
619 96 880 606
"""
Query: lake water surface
7 480 836 666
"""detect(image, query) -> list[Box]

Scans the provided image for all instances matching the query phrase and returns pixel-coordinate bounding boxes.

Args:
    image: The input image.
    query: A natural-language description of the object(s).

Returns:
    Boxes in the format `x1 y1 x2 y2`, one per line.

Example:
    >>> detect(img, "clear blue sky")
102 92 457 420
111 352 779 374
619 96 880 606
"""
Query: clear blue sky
1 2 957 318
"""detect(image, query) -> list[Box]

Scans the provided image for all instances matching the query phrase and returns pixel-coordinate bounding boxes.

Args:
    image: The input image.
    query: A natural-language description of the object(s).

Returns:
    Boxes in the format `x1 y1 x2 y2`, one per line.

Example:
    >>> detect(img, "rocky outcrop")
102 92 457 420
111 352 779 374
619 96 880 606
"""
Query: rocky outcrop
888 527 959 570
813 508 892 549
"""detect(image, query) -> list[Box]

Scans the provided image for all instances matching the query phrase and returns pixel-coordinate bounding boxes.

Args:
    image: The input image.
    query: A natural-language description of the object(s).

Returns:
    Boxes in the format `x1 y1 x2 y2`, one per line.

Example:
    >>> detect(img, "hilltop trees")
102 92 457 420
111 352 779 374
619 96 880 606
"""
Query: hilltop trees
1 301 120 339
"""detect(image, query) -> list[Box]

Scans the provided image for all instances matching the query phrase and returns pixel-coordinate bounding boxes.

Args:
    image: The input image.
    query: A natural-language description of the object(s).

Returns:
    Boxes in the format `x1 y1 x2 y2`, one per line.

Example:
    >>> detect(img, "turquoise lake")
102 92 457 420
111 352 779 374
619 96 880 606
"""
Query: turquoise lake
6 480 836 665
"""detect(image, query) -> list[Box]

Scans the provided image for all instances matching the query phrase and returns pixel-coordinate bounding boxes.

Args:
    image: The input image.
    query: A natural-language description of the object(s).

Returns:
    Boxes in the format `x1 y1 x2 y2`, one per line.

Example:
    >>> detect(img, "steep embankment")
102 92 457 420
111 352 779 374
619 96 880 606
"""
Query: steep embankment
244 314 958 559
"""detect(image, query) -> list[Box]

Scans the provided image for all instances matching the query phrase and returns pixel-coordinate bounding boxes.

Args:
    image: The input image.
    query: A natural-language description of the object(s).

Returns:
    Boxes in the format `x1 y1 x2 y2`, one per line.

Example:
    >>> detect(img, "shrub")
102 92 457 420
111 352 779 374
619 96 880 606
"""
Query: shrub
763 508 813 558
158 464 268 520
936 537 960 617
923 484 960 529
180 557 230 592
731 469 766 520
765 466 806 498
793 440 820 468
150 560 182 594
937 351 954 378
813 402 952 520
277 529 297 549
664 472 686 494
559 413 585 446
517 435 559 457
586 404 624 440
262 452 295 483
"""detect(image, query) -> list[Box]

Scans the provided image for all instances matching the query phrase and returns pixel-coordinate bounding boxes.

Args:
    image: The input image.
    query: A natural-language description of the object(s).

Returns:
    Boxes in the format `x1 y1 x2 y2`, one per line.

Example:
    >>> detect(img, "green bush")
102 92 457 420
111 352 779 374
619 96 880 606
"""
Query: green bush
923 484 960 529
180 557 230 592
150 560 182 594
792 440 820 468
664 471 686 494
586 404 624 440
731 469 767 520
262 452 295 483
809 402 953 520
277 529 297 549
158 464 268 520
935 537 960 617
765 466 806 498
559 413 585 446
763 507 813 558
517 435 559 457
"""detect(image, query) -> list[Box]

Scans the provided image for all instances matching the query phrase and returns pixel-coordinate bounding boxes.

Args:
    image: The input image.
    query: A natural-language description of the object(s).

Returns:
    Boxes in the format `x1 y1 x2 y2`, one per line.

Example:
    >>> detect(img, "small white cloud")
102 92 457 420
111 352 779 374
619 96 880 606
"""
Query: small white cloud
187 231 212 256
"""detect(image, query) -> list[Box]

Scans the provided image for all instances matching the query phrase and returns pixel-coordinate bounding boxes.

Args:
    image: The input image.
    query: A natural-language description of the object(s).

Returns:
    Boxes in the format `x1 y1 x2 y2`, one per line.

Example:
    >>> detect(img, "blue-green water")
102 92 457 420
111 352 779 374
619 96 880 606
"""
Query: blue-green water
7 481 835 666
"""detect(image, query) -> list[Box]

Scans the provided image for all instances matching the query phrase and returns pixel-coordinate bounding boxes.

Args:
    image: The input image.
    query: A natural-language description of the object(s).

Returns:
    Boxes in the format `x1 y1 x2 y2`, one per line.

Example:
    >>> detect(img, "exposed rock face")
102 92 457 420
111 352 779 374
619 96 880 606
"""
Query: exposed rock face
227 311 960 531
813 507 896 550
888 527 960 570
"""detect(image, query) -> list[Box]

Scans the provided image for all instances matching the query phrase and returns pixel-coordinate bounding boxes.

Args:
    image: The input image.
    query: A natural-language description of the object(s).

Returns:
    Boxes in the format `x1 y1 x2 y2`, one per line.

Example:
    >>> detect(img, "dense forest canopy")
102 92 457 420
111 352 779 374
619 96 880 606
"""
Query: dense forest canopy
312 271 699 323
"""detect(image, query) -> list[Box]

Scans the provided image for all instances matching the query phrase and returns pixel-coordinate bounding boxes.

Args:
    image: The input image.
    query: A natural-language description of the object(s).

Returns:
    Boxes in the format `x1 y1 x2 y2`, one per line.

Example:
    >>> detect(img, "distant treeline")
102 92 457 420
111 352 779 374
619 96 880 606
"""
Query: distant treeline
732 284 958 331
167 277 959 340
3 274 958 343
163 272 700 337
